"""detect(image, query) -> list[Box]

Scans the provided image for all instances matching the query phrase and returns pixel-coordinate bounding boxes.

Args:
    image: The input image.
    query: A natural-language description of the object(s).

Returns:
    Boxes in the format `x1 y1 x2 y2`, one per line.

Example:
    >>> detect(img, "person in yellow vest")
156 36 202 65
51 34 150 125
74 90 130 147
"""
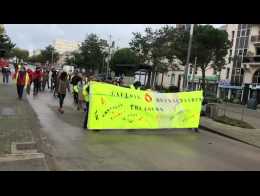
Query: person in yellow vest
130 81 141 90
71 71 82 106
14 66 29 100
82 76 91 129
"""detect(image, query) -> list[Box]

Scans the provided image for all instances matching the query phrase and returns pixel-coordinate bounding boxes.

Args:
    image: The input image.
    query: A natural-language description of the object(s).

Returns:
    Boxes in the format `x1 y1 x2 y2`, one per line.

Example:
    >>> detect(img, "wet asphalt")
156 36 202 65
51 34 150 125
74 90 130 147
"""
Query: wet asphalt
27 89 260 171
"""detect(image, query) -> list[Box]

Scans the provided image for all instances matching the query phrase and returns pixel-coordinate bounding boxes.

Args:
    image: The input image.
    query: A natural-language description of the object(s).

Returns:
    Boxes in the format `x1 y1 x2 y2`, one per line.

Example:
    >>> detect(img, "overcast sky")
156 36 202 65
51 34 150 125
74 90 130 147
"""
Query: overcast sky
4 24 223 55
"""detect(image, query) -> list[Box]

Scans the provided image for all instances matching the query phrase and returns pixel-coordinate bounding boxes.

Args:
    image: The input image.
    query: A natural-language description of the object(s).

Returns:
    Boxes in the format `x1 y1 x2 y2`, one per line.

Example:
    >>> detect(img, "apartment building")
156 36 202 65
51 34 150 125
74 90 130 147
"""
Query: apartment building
52 39 81 65
217 24 260 104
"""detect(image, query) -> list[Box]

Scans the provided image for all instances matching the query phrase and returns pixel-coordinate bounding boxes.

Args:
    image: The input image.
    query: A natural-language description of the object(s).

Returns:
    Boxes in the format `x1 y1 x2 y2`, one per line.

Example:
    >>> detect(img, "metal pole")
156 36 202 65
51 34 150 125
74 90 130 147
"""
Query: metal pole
51 50 54 66
106 34 112 80
191 56 197 90
183 24 194 91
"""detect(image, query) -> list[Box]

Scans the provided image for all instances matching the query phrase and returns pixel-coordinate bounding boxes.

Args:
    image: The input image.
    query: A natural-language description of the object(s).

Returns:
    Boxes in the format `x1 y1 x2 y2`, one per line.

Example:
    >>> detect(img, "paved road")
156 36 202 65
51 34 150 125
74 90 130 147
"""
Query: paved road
27 90 260 171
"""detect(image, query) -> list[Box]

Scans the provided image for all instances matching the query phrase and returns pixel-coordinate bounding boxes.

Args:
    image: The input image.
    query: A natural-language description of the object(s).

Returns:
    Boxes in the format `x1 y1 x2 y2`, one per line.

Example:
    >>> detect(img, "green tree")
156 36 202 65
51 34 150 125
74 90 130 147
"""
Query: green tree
0 26 15 58
80 34 109 73
41 45 59 64
110 48 139 67
109 48 139 76
10 47 29 62
172 25 230 95
129 27 170 88
0 26 4 34
65 51 84 67
28 54 45 64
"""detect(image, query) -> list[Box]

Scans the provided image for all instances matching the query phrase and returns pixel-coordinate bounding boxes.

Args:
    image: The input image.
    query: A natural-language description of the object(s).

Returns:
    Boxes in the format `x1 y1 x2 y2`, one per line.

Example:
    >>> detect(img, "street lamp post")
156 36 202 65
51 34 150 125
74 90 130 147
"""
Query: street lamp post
51 50 54 67
182 24 194 91
106 34 112 80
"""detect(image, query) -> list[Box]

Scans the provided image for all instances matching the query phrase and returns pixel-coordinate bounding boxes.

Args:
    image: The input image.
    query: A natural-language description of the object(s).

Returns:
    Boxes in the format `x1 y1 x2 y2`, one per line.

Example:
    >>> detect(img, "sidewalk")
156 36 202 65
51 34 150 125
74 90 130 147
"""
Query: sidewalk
215 103 260 129
200 116 260 148
0 77 48 170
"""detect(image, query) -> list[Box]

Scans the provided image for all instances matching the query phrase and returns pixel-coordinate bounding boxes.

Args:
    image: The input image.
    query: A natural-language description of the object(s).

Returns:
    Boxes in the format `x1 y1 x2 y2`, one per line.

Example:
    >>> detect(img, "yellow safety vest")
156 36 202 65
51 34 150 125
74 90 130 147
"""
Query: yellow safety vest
15 71 29 86
130 84 141 90
73 85 79 93
82 83 89 103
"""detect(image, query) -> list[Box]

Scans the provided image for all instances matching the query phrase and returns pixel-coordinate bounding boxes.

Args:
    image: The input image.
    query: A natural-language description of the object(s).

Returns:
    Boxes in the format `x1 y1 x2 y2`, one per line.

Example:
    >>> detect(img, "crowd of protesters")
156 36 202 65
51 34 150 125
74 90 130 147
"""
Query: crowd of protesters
1 58 199 132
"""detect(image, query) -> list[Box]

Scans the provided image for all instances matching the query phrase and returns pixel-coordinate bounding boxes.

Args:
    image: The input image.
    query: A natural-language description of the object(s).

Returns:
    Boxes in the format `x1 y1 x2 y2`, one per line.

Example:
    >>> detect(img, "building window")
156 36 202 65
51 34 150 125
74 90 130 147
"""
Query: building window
239 37 245 48
242 24 247 29
170 74 175 85
256 47 260 56
232 31 235 39
244 49 247 56
246 29 250 36
235 38 239 48
253 70 260 84
241 30 246 36
189 66 192 74
226 68 230 79
228 57 231 64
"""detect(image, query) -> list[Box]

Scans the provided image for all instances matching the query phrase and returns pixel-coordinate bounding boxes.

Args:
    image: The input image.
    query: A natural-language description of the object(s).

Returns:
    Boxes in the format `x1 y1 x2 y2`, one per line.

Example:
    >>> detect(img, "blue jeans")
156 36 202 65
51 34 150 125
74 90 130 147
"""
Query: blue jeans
83 102 89 129
17 84 24 99
3 73 9 83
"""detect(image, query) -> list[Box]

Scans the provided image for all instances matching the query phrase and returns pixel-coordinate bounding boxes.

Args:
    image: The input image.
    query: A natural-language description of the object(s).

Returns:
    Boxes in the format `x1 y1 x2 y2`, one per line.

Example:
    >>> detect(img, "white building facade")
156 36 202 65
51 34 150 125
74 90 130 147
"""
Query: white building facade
52 39 81 65
217 24 260 105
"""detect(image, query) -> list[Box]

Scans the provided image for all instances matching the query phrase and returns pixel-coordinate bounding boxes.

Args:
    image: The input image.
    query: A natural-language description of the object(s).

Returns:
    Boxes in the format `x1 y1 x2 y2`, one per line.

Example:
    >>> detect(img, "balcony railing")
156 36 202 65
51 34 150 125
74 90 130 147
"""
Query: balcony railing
251 35 260 43
243 55 260 63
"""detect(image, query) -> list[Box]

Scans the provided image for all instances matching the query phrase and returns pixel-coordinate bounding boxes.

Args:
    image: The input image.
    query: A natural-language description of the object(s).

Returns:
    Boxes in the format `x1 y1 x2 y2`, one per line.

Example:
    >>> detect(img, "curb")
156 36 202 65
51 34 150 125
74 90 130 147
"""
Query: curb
199 124 260 149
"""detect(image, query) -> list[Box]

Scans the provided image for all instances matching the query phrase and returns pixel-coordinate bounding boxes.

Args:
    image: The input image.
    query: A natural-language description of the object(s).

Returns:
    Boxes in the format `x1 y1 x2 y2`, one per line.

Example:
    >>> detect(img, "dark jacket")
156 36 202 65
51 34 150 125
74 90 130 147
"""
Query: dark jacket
71 75 82 86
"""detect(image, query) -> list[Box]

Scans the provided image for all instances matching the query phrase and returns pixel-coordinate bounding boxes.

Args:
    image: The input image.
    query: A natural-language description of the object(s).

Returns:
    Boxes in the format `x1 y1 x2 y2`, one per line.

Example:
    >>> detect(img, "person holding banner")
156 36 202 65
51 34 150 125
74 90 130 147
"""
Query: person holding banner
82 76 91 129
130 81 141 90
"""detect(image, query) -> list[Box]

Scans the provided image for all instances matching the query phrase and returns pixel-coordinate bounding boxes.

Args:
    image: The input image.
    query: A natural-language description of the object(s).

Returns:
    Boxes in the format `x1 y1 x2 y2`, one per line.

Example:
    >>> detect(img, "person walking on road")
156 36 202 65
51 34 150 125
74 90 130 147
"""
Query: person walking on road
2 66 11 84
26 68 33 95
13 66 29 100
33 66 42 96
82 76 91 129
57 71 70 114
71 71 82 106
42 68 49 91
130 81 141 90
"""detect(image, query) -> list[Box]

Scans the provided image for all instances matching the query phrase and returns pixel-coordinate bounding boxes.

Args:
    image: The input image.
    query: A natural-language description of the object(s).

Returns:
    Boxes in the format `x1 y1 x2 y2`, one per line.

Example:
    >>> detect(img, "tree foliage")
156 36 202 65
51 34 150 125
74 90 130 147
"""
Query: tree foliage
9 47 29 61
40 45 60 64
172 25 230 94
28 54 45 64
0 26 15 58
65 51 84 67
129 27 171 87
79 34 109 73
110 48 139 67
129 25 230 91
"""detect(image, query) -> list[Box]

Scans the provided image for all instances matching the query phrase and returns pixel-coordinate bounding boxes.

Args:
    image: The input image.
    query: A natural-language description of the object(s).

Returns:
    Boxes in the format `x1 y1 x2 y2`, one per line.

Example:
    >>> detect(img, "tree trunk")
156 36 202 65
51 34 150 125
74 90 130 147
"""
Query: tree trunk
161 73 164 88
201 67 206 97
146 71 151 88
151 71 157 89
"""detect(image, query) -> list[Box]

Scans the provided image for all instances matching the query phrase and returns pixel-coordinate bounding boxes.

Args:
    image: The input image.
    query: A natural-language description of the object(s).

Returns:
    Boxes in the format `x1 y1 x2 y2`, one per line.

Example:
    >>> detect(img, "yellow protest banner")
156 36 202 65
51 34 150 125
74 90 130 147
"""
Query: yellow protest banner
87 81 203 129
